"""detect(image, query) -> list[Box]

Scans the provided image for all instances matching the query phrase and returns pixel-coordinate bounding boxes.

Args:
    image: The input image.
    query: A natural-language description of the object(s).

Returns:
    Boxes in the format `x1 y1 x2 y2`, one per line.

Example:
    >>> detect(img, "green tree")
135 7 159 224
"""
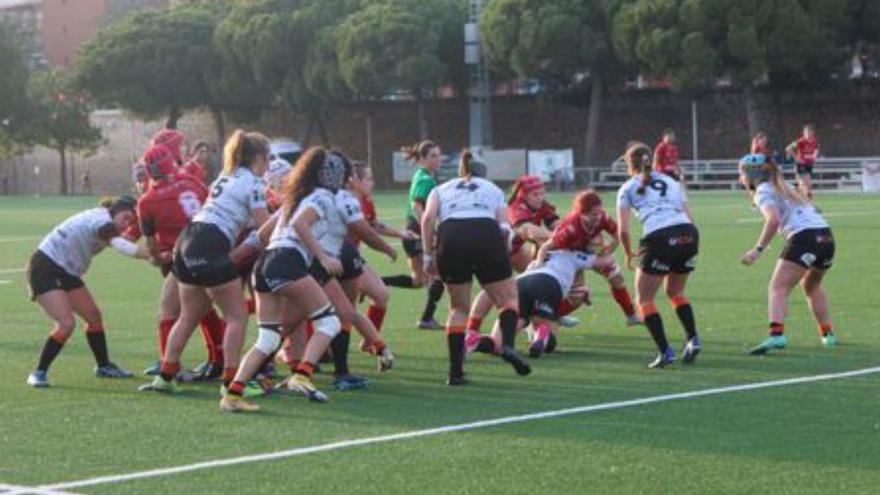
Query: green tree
0 22 29 150
24 71 103 195
76 2 238 137
333 0 467 139
481 0 619 169
611 0 854 135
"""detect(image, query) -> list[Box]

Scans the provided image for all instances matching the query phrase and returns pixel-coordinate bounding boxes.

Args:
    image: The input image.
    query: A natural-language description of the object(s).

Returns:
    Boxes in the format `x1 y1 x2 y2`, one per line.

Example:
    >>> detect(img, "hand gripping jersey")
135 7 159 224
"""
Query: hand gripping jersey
37 208 116 277
528 249 595 295
795 137 819 165
138 175 209 253
616 172 691 236
193 167 267 244
429 177 506 223
753 183 828 239
509 199 559 253
552 211 617 252
268 188 364 263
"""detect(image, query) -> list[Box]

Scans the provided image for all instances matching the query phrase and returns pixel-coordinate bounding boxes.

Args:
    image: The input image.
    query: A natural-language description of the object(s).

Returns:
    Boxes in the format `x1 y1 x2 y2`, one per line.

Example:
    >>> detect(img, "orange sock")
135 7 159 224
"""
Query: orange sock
296 361 316 377
466 317 482 332
445 325 465 336
818 323 832 337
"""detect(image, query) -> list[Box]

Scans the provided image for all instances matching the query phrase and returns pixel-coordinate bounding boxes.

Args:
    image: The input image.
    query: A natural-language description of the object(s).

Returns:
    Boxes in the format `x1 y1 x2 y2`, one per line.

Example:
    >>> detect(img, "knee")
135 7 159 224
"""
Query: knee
376 286 391 307
56 316 76 336
664 286 681 299
83 309 103 329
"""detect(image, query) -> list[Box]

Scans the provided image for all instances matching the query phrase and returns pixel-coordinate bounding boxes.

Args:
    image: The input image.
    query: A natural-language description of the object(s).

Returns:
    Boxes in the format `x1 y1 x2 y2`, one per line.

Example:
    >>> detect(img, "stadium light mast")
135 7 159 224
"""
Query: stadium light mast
465 0 492 152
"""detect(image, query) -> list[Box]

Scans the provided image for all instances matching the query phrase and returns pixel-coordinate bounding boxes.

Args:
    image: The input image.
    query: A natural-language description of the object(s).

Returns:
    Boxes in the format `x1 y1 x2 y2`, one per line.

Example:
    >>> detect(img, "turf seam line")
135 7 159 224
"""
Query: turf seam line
35 365 880 491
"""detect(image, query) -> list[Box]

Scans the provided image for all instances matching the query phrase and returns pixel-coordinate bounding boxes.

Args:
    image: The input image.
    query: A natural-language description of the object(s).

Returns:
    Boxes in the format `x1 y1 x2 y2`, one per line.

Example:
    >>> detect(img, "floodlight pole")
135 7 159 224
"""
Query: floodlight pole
465 0 492 153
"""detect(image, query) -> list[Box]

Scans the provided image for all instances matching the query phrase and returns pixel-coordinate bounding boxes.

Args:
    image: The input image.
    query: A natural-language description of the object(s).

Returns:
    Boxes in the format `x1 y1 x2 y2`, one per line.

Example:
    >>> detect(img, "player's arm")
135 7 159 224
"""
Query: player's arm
742 205 780 266
293 207 342 276
373 219 418 240
532 238 556 268
97 223 149 260
785 140 798 159
420 192 440 275
349 219 397 261
616 205 635 270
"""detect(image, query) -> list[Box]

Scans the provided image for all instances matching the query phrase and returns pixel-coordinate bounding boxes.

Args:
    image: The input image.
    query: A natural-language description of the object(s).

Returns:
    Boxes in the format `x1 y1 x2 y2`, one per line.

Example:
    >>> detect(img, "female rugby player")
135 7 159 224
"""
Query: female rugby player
617 143 701 368
738 154 837 353
422 151 531 385
143 130 271 395
465 175 563 333
26 196 149 387
381 140 445 330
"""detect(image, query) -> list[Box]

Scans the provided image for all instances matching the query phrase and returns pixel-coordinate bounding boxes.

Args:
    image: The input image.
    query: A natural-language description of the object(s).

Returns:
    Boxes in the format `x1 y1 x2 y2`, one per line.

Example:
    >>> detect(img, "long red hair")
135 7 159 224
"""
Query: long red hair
572 189 602 214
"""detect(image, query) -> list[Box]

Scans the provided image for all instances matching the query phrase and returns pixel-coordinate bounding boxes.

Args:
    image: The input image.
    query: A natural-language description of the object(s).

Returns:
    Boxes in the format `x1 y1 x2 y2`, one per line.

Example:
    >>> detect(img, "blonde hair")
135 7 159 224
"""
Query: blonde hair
222 130 270 176
767 162 808 204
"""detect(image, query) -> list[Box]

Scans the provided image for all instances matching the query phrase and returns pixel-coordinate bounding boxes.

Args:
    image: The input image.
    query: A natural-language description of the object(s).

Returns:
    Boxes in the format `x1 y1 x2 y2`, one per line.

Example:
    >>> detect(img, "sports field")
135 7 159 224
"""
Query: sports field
1 191 879 495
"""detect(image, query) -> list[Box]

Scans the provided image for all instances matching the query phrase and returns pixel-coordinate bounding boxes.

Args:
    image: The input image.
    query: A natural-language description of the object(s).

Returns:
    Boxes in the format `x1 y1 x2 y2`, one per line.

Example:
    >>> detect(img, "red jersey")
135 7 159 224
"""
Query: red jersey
653 141 679 174
795 137 818 165
360 194 377 224
137 175 209 253
348 194 378 246
551 211 617 252
182 160 208 184
509 199 559 254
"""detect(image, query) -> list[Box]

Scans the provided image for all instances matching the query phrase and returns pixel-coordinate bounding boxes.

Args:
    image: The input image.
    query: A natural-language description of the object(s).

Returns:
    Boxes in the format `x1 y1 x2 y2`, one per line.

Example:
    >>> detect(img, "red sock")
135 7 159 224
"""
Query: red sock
159 361 181 381
466 317 482 332
246 298 256 315
557 299 578 317
366 306 386 333
199 309 225 364
286 359 301 374
818 323 832 337
305 321 315 340
222 367 237 386
611 287 636 317
371 339 386 354
158 318 175 356
769 322 785 336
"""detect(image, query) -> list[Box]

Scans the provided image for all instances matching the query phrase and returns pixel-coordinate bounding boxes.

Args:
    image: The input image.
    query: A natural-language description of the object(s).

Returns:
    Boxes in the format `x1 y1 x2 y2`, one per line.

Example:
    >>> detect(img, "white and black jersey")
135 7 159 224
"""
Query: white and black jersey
267 188 363 263
36 208 114 277
616 172 691 235
430 177 506 223
753 183 828 240
194 167 267 244
527 249 595 296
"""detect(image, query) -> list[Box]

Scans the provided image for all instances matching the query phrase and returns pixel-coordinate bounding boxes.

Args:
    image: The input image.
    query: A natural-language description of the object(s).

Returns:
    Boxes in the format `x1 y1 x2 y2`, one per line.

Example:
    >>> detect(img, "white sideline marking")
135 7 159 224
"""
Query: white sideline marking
0 268 25 274
0 280 11 285
31 365 880 492
735 210 876 223
0 483 81 495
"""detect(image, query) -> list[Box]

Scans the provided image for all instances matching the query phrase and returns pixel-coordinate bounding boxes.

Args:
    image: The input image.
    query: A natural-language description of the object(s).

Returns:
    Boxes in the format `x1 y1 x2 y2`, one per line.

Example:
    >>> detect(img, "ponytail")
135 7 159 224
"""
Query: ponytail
459 150 474 177
222 129 270 176
508 180 522 205
99 195 137 216
281 147 327 223
402 140 437 163
768 163 808 205
624 142 653 194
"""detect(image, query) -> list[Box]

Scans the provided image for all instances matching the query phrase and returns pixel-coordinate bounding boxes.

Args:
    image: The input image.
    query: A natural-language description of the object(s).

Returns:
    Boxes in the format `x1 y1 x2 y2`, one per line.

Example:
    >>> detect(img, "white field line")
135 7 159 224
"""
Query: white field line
0 280 12 285
0 483 81 495
0 237 40 243
735 210 876 223
29 365 880 493
0 268 25 274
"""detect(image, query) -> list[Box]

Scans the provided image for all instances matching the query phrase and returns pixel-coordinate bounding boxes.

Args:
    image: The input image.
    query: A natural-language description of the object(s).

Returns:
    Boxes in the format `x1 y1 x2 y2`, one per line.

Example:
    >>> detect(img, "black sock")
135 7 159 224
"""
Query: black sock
86 331 110 367
498 309 518 348
420 280 445 322
769 322 784 336
447 333 464 377
675 304 697 340
331 331 351 376
476 336 495 354
382 275 415 288
643 313 669 353
545 333 558 353
37 337 64 372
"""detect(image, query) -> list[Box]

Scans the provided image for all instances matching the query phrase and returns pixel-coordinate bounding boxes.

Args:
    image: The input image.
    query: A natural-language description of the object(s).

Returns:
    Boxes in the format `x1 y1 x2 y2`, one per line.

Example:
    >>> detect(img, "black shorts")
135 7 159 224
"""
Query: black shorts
639 223 700 276
253 248 311 293
796 163 814 176
172 222 238 288
517 272 563 322
27 250 84 300
402 217 422 257
437 218 512 285
339 241 365 281
781 228 834 270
